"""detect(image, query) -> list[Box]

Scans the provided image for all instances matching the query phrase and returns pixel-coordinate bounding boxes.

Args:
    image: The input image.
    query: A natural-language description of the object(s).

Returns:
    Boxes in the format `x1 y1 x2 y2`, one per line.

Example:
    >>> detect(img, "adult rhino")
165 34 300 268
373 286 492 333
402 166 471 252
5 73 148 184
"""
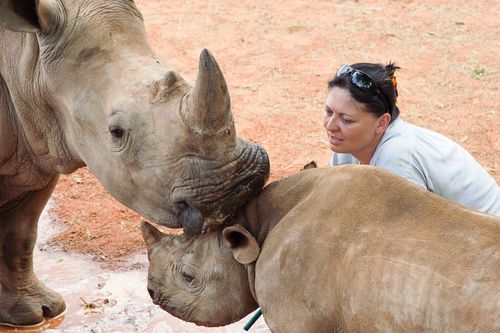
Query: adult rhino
0 0 269 326
142 166 500 333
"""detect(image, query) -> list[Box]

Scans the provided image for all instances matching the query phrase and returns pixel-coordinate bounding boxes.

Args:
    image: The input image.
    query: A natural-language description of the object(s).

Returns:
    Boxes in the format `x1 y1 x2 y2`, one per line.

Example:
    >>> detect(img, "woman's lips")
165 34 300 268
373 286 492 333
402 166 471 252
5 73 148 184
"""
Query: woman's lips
329 135 344 145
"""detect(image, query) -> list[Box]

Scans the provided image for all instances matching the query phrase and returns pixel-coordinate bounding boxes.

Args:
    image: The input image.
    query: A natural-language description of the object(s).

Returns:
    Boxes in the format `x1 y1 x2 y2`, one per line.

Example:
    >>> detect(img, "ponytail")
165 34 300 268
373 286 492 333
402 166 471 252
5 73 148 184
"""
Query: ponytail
385 62 400 97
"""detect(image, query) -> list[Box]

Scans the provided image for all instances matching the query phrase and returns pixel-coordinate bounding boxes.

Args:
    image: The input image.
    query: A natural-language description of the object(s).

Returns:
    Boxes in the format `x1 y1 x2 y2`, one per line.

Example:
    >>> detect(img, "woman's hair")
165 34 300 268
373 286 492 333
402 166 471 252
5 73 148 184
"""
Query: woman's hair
328 62 400 122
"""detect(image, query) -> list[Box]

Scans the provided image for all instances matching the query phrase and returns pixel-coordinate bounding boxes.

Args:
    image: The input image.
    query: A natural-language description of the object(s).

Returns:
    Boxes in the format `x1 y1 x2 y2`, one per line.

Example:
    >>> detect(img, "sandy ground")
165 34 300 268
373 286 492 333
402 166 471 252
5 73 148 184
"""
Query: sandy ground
13 0 498 331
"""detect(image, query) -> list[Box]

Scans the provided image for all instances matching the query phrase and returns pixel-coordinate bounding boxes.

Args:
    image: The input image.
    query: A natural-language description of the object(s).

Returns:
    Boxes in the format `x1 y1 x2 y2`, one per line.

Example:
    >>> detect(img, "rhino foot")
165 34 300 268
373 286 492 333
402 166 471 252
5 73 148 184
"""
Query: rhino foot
0 280 66 326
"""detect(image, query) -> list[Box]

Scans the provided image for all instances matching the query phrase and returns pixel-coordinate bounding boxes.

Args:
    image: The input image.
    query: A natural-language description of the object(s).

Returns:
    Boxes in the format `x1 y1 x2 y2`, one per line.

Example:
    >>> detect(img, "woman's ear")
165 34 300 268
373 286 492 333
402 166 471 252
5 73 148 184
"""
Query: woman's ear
222 225 260 265
376 112 391 134
0 0 61 33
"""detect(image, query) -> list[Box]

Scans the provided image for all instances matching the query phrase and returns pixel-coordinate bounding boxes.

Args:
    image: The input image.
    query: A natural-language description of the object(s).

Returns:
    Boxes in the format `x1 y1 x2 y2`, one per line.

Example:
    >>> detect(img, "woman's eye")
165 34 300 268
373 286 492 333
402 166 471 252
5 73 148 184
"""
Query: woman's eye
182 271 195 283
109 127 124 138
342 118 353 124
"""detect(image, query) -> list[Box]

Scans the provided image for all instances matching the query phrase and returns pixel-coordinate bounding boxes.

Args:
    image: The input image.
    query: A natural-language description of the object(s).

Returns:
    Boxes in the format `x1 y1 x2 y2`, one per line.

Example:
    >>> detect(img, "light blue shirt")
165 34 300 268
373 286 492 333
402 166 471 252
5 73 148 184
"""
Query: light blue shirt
331 118 500 216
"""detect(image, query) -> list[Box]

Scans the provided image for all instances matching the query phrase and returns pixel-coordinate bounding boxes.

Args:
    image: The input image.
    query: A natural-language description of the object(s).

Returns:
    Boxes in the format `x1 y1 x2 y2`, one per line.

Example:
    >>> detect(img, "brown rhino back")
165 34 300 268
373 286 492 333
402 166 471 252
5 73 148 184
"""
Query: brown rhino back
254 165 499 333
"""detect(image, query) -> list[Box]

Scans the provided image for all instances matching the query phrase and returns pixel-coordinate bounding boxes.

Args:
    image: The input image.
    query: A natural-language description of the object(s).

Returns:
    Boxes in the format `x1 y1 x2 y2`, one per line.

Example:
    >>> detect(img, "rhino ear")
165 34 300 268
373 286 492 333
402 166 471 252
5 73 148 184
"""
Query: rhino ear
141 221 166 250
301 160 317 171
0 0 61 33
222 225 260 265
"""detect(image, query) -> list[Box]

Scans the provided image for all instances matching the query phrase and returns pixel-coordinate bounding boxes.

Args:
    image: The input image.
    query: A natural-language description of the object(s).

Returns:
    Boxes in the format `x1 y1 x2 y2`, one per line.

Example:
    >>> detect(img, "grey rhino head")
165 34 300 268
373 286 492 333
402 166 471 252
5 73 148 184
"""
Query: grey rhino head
141 222 260 327
0 0 269 233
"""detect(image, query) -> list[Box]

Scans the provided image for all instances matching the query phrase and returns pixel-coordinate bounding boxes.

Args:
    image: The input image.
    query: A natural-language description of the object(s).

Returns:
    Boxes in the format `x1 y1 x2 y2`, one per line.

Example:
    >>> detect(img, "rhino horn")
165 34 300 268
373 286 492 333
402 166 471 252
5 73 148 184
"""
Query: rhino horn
184 49 232 135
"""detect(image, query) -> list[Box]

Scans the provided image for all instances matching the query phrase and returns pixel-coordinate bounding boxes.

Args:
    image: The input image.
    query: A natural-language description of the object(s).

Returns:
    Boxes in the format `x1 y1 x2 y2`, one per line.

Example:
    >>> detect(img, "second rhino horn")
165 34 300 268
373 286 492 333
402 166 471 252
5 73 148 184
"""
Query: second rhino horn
183 49 233 135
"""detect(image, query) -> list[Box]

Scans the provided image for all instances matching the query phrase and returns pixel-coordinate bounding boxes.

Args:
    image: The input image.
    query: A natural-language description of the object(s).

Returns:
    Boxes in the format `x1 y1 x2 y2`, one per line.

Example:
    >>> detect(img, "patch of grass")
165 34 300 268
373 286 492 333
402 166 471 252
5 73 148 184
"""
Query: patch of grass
473 67 485 78
287 24 305 32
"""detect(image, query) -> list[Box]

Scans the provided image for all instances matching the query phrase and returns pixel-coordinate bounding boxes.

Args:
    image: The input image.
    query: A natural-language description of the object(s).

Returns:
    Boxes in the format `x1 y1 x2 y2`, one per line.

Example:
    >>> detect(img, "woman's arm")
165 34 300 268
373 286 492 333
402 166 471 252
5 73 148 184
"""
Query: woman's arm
371 140 429 191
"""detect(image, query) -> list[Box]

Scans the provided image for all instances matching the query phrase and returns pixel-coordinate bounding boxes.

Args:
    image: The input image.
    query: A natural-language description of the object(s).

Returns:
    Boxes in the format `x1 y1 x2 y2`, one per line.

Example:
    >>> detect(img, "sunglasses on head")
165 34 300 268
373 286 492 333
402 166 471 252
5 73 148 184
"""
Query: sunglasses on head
336 65 391 116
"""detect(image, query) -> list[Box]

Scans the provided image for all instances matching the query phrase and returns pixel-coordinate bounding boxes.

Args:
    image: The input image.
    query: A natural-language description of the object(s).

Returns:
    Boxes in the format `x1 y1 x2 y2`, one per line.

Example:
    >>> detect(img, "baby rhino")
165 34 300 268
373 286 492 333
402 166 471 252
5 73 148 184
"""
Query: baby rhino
141 166 500 333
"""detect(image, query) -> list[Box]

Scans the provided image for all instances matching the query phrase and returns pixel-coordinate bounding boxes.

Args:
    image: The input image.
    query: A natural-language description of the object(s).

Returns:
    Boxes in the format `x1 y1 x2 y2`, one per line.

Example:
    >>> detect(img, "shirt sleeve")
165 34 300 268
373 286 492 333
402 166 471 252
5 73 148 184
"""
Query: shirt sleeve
372 140 429 191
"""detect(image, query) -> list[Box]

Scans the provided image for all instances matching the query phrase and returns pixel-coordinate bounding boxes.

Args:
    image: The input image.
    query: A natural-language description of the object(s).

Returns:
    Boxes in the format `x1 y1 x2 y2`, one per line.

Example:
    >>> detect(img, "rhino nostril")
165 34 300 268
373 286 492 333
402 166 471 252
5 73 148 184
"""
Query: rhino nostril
147 288 155 299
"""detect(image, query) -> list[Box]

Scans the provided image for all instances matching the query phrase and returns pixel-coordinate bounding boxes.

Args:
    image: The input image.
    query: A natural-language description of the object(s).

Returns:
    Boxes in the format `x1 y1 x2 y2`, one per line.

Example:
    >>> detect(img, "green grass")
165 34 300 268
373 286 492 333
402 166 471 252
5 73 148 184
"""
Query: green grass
473 67 485 78
287 24 305 32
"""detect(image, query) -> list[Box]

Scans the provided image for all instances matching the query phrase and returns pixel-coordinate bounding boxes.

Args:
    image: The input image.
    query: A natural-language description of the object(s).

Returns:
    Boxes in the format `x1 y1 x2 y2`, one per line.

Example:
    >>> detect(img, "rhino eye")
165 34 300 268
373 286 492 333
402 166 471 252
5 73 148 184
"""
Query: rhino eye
182 271 195 284
109 126 124 138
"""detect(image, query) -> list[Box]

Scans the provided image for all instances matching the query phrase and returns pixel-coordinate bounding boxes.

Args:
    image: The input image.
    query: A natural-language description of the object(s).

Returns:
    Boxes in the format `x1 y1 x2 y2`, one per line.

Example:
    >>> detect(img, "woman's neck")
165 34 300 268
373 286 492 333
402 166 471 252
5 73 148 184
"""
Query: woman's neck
352 132 385 164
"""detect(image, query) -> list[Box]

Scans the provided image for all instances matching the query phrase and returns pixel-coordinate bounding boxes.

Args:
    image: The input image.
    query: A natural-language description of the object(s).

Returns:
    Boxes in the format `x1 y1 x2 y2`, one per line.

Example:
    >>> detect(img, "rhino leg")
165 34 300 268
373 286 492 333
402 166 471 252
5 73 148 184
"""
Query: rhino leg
0 176 66 326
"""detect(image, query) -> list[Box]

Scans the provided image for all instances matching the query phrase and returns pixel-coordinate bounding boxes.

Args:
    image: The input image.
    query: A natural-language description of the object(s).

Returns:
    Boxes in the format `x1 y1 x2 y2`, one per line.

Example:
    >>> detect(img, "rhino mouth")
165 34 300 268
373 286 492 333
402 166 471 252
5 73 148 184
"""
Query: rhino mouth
173 142 269 234
175 201 205 234
148 289 194 324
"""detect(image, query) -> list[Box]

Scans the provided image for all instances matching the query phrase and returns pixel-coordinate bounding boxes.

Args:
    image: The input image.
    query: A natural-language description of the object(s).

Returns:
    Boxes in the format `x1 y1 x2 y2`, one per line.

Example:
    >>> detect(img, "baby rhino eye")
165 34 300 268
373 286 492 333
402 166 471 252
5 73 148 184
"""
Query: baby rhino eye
182 271 194 283
109 126 124 138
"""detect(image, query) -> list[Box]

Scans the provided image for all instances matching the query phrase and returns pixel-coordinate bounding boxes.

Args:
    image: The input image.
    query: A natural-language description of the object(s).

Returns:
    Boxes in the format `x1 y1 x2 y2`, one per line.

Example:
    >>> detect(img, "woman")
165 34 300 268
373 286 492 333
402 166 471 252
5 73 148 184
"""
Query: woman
324 62 500 216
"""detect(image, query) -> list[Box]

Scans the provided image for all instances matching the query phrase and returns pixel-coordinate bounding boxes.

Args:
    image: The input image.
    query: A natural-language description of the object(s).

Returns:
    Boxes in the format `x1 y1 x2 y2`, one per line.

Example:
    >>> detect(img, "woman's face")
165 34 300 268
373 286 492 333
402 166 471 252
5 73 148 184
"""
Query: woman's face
323 87 389 163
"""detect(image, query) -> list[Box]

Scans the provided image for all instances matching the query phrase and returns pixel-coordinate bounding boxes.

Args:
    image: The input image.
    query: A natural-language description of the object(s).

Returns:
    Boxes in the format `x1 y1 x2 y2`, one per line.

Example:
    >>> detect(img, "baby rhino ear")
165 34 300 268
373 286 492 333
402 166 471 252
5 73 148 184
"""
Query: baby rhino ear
141 221 165 250
222 225 260 265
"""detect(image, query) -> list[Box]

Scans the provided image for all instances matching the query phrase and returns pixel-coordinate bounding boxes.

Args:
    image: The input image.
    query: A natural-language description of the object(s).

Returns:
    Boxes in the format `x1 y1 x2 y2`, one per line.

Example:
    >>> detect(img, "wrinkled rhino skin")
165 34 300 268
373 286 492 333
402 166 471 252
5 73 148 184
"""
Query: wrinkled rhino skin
0 0 269 326
143 166 500 333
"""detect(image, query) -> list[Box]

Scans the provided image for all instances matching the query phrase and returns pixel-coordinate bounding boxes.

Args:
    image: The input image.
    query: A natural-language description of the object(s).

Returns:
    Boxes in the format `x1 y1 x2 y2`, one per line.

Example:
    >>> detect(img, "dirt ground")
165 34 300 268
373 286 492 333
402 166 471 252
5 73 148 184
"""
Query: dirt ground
48 0 499 269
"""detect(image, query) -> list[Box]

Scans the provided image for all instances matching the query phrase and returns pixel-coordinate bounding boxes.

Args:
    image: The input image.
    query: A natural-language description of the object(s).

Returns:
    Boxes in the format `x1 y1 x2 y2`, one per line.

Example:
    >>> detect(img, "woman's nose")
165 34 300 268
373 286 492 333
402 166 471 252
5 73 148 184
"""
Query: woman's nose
325 115 339 131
